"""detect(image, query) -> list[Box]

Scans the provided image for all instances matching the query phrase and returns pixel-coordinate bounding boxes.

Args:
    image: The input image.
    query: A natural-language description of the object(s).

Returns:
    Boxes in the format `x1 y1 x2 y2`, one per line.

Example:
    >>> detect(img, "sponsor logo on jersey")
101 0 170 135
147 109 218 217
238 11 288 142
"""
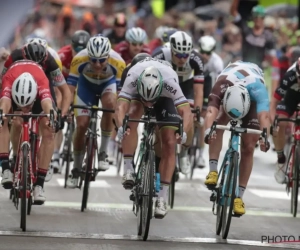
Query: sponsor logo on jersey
81 109 89 114
164 83 177 95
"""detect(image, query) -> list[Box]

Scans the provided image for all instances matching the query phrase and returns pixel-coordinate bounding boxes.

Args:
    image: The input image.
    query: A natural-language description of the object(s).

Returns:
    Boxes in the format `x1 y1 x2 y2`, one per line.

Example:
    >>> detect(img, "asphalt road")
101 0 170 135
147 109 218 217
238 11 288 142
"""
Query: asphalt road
0 131 299 250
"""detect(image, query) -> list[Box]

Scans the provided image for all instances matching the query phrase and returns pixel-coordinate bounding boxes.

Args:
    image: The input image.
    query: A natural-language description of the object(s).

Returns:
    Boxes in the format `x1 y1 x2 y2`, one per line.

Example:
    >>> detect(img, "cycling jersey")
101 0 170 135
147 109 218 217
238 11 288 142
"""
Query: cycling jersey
114 41 151 65
210 61 269 113
202 52 224 83
48 47 63 71
233 15 276 68
148 38 163 53
58 44 73 78
1 60 52 102
119 57 188 108
274 65 297 101
1 48 65 87
102 29 125 48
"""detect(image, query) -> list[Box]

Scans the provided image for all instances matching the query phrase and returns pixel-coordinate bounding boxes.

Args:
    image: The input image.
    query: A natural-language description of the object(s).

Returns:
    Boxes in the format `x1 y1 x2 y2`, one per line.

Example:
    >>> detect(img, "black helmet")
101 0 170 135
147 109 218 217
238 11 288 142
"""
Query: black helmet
290 47 300 65
22 43 47 64
131 53 151 67
71 30 90 52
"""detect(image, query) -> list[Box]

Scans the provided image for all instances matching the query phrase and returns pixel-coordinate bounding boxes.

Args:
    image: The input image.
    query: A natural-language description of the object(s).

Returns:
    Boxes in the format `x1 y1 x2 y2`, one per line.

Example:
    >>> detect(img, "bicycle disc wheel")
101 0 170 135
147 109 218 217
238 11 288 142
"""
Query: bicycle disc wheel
20 144 29 231
221 151 238 239
168 169 175 209
81 136 94 212
292 145 300 217
140 150 155 241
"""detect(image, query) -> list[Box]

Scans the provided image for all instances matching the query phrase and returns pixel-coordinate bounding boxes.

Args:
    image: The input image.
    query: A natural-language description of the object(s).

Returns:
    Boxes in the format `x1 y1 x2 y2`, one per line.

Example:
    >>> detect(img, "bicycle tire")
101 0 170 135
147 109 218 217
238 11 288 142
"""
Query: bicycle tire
20 144 29 231
292 145 300 217
140 150 155 241
64 123 73 188
285 145 294 213
81 136 94 212
169 169 175 209
190 127 200 180
216 159 227 235
116 142 123 175
221 151 238 239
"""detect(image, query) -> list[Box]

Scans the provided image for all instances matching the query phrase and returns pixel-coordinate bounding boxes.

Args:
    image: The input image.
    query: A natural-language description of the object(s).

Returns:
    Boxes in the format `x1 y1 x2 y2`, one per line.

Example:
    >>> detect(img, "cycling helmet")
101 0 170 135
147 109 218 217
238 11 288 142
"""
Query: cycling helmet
162 28 178 43
22 43 47 63
296 57 300 77
290 47 300 65
223 85 251 120
87 35 111 58
198 35 216 53
131 53 151 67
252 5 266 17
125 27 147 44
71 30 90 52
12 72 38 107
164 42 171 48
27 37 48 47
137 66 163 102
155 26 170 40
169 31 193 54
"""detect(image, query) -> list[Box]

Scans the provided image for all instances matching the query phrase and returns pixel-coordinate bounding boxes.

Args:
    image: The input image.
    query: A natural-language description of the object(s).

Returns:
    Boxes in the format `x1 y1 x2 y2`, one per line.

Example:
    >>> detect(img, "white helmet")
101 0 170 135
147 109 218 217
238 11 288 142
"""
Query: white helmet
137 66 163 102
155 26 170 40
27 37 48 47
164 42 171 48
223 85 251 120
87 35 111 58
198 35 216 53
12 73 38 107
169 31 193 54
125 27 147 43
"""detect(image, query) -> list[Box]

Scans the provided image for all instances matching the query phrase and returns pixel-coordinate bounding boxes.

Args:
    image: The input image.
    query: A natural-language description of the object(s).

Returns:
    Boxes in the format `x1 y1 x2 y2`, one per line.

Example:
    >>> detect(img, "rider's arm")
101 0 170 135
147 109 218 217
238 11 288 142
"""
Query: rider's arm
38 72 56 115
115 98 130 127
177 103 193 133
0 98 11 114
57 83 72 116
0 74 12 113
41 99 54 114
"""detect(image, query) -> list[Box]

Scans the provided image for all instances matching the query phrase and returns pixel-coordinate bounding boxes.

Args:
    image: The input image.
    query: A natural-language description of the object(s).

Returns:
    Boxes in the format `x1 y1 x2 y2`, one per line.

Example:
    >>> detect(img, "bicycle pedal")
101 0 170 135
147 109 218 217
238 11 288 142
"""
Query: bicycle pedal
129 193 135 201
206 184 216 191
210 193 216 202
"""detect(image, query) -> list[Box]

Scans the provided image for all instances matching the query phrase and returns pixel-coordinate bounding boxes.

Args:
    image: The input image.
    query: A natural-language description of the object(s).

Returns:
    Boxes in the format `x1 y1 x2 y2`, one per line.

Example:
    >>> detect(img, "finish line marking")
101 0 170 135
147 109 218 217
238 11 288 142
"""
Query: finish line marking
43 201 295 218
0 231 298 249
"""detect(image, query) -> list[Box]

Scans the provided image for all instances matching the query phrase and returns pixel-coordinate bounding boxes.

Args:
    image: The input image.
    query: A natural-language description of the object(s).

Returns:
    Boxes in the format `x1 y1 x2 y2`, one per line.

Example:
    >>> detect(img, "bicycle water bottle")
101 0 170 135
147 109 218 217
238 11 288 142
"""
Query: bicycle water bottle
156 173 160 193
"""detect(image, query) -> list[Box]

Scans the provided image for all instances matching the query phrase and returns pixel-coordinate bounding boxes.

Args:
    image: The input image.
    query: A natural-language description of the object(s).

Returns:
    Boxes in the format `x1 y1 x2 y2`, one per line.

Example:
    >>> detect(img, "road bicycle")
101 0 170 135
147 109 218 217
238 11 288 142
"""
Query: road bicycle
124 107 183 241
71 105 114 212
208 120 267 239
0 109 57 231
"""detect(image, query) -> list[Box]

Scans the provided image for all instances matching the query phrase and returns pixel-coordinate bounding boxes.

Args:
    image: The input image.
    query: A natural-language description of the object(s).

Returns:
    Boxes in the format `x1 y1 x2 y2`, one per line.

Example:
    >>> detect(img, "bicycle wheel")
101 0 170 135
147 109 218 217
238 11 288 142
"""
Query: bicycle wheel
139 150 155 241
81 136 94 212
221 151 238 239
20 144 29 231
190 127 199 180
168 169 175 209
116 141 123 175
64 123 73 188
292 145 300 217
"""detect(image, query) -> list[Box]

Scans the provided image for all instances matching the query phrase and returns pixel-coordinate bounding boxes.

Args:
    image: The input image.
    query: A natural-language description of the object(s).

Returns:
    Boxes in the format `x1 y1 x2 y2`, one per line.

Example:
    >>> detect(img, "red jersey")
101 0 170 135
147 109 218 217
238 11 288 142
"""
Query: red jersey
1 60 52 102
114 41 151 65
148 38 162 54
58 45 73 78
271 56 289 82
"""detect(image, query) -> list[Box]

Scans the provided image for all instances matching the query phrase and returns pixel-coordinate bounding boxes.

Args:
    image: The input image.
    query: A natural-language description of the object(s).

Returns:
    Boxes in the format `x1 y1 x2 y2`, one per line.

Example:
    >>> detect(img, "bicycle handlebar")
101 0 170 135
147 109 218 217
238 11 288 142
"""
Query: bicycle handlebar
270 115 300 135
71 105 115 113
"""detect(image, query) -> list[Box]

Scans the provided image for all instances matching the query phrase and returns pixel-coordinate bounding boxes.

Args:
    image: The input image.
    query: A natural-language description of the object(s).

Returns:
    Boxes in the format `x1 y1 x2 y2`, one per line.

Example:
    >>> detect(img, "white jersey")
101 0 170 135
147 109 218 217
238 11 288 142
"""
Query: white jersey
204 52 224 85
119 58 188 107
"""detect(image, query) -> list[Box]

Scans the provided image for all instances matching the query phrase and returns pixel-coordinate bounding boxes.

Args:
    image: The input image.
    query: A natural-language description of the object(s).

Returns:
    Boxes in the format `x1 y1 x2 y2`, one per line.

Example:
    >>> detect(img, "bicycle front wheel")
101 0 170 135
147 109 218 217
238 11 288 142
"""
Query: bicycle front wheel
140 150 155 241
292 145 300 217
168 168 176 209
221 151 238 239
64 123 73 188
81 136 95 212
20 144 30 231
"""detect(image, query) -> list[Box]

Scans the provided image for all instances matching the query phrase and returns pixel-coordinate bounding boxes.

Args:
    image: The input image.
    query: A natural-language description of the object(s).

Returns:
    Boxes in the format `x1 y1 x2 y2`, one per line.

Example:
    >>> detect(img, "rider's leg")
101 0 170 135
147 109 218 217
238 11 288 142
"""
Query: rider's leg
98 86 117 170
121 100 144 188
205 107 230 186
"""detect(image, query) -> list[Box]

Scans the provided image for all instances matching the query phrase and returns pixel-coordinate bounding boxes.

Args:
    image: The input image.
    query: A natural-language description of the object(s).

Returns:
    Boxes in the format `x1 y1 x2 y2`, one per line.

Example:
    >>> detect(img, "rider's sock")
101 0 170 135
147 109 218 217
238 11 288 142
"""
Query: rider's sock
0 153 9 173
35 168 48 188
53 150 60 160
276 150 285 164
199 147 204 157
108 139 116 155
100 130 112 154
73 150 85 170
179 146 188 158
124 155 134 172
159 181 170 201
209 159 218 172
238 186 246 198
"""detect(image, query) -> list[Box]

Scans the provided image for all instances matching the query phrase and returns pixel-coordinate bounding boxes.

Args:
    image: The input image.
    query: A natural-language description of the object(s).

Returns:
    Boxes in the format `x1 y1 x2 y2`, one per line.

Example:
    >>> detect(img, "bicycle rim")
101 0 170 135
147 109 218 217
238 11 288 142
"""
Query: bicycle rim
20 144 29 231
222 151 238 239
141 150 154 241
64 124 73 188
292 145 300 217
169 170 175 209
190 127 199 180
81 136 94 212
216 160 227 235
136 154 145 236
116 143 123 175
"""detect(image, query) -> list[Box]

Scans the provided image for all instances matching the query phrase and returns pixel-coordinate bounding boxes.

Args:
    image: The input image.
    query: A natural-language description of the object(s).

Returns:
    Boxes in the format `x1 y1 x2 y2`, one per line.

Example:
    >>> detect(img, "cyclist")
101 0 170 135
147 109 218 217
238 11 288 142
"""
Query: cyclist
148 26 170 53
196 35 224 168
152 31 205 175
204 60 270 215
67 35 125 188
1 43 72 180
114 27 150 65
116 57 193 218
272 58 300 184
151 28 177 55
0 60 57 204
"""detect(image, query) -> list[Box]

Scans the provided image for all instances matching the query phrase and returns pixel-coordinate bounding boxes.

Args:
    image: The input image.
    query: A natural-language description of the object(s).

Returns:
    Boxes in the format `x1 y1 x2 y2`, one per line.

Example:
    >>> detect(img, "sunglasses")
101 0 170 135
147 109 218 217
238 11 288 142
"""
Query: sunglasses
131 42 143 47
89 57 108 63
174 53 190 59
200 50 212 55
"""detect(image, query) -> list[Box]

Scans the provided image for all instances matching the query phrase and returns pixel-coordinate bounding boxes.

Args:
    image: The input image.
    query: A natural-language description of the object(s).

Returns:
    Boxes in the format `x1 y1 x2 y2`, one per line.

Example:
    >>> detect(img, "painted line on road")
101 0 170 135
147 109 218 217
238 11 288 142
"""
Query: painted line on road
44 201 294 218
56 179 111 188
249 189 299 201
0 231 298 249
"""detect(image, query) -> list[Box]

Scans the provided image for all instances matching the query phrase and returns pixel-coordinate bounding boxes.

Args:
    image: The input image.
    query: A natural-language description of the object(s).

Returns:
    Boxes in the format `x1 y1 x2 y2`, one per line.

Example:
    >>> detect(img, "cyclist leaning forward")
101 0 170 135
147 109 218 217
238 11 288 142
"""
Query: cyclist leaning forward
204 60 270 215
67 35 126 188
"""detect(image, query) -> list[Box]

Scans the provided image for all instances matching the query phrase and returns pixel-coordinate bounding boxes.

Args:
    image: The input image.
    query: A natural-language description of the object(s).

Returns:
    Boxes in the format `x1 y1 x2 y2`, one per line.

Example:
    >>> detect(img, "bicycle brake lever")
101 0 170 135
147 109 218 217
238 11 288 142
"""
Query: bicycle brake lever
49 110 54 128
208 121 217 137
122 114 129 133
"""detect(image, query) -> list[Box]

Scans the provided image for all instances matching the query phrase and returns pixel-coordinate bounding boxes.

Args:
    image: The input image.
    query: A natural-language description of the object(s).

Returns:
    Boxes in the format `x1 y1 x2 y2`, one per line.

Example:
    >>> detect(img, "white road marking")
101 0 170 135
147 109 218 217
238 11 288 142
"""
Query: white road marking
0 231 297 248
56 178 110 188
248 189 299 200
